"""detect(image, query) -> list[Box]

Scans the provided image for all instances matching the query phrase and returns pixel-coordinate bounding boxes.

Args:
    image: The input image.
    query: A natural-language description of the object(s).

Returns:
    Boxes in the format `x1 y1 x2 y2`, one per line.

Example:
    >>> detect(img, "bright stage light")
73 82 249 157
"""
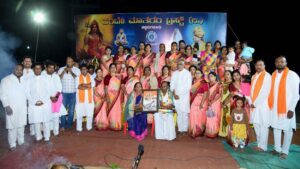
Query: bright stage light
33 11 45 24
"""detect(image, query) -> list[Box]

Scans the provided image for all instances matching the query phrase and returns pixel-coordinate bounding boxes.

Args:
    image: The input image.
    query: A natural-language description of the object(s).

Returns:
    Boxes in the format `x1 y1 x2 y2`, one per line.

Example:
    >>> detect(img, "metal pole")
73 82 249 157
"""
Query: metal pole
34 25 40 62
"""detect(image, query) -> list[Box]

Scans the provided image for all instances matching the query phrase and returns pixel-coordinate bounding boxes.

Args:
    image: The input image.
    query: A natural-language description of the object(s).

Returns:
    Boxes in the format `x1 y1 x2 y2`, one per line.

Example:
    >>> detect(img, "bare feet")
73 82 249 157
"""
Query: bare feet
240 149 244 152
60 128 65 132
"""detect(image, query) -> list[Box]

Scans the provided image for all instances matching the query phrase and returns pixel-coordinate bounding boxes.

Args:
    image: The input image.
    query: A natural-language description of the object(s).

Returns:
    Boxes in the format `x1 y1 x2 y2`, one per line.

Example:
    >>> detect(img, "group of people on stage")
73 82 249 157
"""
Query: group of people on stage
1 39 299 160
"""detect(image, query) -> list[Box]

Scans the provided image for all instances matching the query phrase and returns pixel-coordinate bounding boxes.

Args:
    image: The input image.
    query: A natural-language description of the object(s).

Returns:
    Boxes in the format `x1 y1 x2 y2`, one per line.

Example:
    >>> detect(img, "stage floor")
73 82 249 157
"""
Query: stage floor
0 114 299 169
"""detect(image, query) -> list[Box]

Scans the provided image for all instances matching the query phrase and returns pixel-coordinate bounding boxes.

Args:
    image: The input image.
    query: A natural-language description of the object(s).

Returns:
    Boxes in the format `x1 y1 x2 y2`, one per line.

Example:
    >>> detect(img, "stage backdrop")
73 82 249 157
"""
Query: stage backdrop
75 12 227 58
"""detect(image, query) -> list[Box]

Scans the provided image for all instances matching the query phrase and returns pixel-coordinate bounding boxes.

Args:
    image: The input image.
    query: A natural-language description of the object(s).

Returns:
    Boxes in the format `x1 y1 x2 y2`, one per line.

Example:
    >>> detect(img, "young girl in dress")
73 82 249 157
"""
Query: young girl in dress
230 96 249 152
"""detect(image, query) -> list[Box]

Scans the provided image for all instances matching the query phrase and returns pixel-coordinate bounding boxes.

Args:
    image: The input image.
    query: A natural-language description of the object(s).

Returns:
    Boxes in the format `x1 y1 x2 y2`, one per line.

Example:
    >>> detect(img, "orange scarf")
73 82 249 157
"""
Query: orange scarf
251 71 266 103
79 74 92 103
268 67 289 117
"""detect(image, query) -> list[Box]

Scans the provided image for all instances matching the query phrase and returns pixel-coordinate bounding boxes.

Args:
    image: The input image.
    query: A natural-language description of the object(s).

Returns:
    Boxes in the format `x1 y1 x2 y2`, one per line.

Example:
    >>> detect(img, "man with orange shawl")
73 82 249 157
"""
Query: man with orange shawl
269 56 299 159
250 60 271 152
75 64 95 132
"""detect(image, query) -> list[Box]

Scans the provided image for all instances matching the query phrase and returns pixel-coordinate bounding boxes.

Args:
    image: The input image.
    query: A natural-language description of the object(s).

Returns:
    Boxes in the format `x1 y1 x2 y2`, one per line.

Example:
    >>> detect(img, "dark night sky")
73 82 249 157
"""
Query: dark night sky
0 0 299 74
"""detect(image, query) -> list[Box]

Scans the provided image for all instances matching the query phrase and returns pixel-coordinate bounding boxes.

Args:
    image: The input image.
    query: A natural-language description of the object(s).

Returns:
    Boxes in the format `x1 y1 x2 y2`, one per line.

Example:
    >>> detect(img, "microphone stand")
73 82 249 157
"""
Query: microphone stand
132 145 144 169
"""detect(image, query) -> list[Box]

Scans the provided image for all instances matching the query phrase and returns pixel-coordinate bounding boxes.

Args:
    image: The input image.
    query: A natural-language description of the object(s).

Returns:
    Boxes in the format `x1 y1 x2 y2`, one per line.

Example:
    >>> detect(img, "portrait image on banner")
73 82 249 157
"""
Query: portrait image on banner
75 12 227 59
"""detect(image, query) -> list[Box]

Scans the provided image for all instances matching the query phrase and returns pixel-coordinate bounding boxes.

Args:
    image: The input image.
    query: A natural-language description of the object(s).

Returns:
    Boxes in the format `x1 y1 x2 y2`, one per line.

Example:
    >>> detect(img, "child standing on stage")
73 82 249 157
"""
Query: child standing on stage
230 97 249 152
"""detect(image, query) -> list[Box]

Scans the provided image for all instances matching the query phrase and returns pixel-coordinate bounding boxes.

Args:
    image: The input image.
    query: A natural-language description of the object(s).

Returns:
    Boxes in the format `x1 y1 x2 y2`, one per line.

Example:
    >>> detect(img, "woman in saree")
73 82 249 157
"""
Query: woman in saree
142 44 156 76
189 65 197 79
138 42 145 55
205 72 222 138
229 70 250 119
126 46 142 78
184 45 198 69
114 45 126 75
216 46 228 81
93 68 107 130
213 40 222 56
154 43 166 77
140 66 158 90
200 42 218 81
102 63 123 130
189 69 209 138
218 70 232 138
157 65 171 88
140 66 158 124
125 82 148 141
166 42 182 73
101 47 113 77
121 66 140 122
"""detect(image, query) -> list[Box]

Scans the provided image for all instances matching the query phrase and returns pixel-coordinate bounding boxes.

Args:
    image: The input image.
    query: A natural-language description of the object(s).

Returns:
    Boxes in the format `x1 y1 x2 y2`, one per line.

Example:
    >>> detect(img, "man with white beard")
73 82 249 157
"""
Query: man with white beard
0 64 27 150
170 59 192 135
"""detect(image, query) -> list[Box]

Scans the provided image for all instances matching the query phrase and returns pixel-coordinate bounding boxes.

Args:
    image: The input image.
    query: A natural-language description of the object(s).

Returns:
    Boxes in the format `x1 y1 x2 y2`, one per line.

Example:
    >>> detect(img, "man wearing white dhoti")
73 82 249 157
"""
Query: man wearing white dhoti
269 56 300 159
26 63 52 141
170 60 192 134
154 81 176 140
250 60 271 152
75 64 95 132
22 56 35 136
44 62 67 136
0 64 27 150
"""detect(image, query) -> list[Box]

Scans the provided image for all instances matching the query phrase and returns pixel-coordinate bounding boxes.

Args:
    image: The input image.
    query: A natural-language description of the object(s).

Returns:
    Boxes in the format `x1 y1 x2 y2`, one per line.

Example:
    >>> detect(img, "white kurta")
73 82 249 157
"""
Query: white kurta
75 74 95 118
0 74 27 129
44 73 67 117
270 70 300 131
154 92 176 141
26 75 52 124
22 68 34 82
250 71 272 127
170 69 192 113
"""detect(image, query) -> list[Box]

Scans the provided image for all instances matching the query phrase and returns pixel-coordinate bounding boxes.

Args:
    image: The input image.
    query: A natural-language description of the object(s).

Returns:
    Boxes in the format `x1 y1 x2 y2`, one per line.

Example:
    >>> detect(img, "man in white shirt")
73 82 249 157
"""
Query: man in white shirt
269 56 299 159
250 60 271 152
22 56 35 136
0 64 27 150
58 56 80 130
44 61 67 136
75 64 95 132
26 63 52 141
170 59 192 134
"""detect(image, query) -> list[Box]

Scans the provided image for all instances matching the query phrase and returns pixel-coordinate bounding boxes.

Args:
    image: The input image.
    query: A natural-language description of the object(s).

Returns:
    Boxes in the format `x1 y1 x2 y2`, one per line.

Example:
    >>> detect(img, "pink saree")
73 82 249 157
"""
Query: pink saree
189 79 209 138
143 52 155 76
205 83 221 138
93 79 107 130
101 55 113 77
102 74 123 130
127 54 142 78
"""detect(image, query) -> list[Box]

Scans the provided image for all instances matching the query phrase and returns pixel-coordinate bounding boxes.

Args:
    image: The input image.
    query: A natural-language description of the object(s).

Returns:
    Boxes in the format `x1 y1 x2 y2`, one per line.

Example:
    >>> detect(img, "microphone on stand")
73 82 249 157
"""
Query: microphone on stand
132 144 144 169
